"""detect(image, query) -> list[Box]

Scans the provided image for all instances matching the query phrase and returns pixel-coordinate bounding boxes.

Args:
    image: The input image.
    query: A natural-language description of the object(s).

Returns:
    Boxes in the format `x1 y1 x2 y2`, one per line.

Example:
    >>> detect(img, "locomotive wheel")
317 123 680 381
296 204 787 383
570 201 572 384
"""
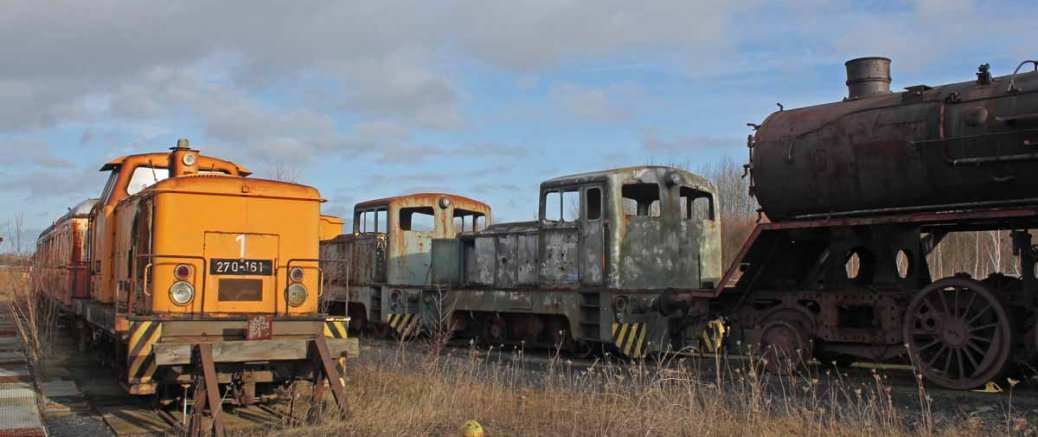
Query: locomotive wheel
759 320 809 375
370 322 393 339
903 277 1014 390
482 317 507 346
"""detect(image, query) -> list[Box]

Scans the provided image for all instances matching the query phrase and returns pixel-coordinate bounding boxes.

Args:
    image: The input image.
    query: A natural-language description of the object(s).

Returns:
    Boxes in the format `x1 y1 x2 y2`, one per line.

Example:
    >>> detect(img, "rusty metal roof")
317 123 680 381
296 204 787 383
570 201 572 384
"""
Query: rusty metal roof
541 165 715 190
354 193 491 211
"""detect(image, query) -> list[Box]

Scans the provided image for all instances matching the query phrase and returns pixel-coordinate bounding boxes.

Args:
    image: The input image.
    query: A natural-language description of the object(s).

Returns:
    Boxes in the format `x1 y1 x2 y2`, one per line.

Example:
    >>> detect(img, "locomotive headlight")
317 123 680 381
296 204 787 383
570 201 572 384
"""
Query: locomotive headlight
286 283 308 307
612 296 628 312
289 267 305 283
182 153 197 166
169 281 195 305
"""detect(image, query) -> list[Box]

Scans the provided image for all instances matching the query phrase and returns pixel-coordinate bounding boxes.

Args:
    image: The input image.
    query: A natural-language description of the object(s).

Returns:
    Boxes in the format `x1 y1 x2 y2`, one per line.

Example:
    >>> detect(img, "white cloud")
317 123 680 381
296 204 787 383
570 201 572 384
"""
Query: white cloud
550 82 637 122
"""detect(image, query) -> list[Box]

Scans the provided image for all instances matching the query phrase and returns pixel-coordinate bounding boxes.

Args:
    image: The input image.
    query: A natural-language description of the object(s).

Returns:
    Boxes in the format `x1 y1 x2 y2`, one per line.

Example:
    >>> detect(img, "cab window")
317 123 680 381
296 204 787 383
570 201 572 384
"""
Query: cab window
453 208 487 233
543 189 580 222
400 207 435 231
99 171 118 206
357 208 387 233
680 187 714 221
126 167 170 196
622 183 661 217
586 187 602 220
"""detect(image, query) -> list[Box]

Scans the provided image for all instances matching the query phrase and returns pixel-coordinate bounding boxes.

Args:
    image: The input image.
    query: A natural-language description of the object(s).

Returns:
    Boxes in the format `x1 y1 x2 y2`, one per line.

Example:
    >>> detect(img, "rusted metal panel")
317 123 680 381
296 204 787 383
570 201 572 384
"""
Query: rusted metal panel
539 227 579 285
579 216 605 285
472 236 496 286
516 233 539 285
320 233 385 289
495 234 518 287
245 315 273 340
752 62 1038 221
430 239 462 285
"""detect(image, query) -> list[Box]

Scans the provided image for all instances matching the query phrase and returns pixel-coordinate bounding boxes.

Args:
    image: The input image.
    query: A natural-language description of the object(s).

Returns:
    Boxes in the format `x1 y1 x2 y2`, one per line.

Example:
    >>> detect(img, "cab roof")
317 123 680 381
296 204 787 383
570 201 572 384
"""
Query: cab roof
354 192 491 211
100 152 251 176
541 165 715 191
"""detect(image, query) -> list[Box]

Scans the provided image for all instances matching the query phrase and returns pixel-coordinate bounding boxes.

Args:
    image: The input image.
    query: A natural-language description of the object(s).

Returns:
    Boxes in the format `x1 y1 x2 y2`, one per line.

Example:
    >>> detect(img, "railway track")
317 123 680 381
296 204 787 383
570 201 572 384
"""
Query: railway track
39 322 322 437
0 301 47 437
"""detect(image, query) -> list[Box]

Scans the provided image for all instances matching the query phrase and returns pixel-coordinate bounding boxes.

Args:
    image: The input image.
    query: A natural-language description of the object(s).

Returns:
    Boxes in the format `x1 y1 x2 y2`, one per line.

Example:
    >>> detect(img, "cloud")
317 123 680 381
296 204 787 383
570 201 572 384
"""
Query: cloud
640 127 742 152
343 120 446 164
550 83 636 122
454 143 531 158
452 0 759 69
0 168 102 200
0 139 74 168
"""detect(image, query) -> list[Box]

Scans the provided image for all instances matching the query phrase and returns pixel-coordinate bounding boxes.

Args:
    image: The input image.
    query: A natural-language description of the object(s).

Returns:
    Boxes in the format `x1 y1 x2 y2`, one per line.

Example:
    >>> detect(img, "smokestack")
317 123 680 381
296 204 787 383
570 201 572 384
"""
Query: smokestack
845 57 891 99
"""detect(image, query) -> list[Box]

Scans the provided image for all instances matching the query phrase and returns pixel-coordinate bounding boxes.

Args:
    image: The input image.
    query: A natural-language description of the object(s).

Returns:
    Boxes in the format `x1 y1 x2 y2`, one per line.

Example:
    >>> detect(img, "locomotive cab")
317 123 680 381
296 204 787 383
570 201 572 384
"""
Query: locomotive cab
426 166 722 356
320 194 491 336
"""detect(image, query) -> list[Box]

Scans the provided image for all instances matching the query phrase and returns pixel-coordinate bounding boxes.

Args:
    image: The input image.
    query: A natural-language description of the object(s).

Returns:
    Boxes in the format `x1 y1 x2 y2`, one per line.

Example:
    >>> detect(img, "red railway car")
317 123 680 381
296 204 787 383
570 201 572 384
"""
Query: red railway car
32 199 97 309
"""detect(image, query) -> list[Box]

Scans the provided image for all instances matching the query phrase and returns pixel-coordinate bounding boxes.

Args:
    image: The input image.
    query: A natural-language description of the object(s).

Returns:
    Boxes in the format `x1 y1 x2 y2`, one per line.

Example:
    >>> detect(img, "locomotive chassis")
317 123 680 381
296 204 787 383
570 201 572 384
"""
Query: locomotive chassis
662 205 1038 389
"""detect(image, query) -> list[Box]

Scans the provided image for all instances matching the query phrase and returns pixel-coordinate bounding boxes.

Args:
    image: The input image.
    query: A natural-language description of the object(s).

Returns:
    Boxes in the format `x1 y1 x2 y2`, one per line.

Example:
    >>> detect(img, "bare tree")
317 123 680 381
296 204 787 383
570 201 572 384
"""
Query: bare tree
262 157 301 183
696 156 760 267
13 212 24 255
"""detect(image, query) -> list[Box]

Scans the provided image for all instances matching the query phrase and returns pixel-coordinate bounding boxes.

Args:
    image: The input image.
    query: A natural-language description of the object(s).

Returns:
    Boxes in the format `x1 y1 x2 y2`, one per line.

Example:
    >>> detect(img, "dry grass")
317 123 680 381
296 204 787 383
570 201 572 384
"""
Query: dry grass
0 262 56 367
267 342 1031 437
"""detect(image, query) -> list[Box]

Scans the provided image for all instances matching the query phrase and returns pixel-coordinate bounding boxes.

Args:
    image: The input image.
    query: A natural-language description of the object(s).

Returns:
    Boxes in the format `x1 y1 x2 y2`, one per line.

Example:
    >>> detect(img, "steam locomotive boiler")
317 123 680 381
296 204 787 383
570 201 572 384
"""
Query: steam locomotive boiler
661 58 1038 390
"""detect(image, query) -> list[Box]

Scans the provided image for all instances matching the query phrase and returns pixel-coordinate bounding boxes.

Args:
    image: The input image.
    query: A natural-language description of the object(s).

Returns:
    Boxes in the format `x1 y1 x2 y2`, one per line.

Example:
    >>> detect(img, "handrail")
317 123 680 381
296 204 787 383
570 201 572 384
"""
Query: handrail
134 253 207 316
285 258 325 316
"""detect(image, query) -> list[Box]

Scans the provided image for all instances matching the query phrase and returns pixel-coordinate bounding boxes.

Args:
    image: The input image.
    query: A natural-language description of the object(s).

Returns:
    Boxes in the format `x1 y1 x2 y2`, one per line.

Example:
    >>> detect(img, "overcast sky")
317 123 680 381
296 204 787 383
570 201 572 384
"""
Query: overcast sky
0 0 1034 248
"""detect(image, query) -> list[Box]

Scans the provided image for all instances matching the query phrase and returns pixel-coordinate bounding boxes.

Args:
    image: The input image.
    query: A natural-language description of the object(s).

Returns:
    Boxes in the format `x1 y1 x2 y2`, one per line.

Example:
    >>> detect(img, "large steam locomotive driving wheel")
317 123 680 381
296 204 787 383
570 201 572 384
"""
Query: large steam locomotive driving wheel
903 277 1014 390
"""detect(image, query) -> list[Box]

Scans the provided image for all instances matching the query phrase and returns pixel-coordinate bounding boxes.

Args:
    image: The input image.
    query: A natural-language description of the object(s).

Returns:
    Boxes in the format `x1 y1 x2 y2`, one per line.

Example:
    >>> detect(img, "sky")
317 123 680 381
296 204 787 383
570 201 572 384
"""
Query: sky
0 0 1035 250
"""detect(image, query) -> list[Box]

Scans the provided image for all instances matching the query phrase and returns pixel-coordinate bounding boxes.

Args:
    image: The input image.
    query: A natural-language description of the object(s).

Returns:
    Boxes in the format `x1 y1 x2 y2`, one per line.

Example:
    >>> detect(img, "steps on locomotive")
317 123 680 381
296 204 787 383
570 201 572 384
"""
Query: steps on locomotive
578 291 601 341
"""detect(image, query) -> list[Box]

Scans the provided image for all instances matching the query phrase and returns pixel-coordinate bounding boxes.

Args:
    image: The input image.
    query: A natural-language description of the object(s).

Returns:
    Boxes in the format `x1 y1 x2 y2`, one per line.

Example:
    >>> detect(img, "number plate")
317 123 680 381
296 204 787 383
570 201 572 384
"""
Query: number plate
210 259 273 276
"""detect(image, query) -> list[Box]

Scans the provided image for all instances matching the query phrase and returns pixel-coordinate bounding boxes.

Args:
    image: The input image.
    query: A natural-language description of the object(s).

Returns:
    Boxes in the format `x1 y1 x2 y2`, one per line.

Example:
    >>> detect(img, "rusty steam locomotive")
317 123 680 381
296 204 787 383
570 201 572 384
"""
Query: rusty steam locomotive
661 57 1038 390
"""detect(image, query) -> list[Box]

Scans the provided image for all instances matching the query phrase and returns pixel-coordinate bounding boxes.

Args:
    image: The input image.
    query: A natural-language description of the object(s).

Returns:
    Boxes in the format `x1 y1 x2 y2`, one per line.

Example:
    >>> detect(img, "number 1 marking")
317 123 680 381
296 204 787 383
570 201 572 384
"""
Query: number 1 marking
236 234 246 259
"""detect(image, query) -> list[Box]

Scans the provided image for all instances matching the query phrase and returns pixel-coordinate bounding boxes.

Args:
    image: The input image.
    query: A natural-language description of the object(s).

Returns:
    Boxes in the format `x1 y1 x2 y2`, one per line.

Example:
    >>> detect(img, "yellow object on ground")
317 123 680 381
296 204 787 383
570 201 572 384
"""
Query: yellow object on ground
971 381 1003 393
462 420 485 437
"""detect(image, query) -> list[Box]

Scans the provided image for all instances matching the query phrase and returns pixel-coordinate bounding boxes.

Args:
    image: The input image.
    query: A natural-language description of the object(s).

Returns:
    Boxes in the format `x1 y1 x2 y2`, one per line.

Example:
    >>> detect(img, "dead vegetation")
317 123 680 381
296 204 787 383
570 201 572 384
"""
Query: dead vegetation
0 260 57 368
262 341 1033 437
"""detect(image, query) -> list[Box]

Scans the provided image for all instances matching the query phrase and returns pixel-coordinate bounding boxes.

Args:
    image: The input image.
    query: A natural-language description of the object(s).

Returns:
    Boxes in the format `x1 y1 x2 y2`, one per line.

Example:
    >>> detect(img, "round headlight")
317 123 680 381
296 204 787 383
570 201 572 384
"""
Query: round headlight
613 296 628 312
182 153 197 166
289 267 305 283
169 281 195 305
439 197 452 208
286 283 308 307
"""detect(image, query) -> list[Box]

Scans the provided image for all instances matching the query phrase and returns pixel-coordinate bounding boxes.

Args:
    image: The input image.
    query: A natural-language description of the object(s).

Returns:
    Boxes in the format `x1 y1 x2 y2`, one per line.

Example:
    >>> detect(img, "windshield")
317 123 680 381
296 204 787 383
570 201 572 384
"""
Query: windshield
127 167 170 196
99 171 119 205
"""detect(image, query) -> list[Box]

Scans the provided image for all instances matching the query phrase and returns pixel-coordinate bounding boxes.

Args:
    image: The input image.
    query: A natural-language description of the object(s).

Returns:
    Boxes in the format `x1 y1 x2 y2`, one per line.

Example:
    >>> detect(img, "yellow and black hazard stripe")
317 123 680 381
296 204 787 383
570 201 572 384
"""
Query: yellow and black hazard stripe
127 320 162 385
699 318 728 353
324 317 349 339
386 313 420 336
324 317 350 380
612 322 648 358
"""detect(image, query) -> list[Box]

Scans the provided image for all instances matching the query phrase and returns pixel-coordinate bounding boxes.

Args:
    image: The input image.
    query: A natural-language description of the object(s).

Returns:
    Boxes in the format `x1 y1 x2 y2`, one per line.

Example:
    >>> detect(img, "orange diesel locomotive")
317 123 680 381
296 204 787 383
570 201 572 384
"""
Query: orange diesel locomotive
33 139 353 418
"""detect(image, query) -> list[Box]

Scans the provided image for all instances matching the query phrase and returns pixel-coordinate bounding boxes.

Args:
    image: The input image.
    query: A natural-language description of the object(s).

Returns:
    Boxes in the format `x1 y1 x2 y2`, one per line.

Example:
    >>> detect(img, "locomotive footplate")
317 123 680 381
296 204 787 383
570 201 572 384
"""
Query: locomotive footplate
117 316 357 395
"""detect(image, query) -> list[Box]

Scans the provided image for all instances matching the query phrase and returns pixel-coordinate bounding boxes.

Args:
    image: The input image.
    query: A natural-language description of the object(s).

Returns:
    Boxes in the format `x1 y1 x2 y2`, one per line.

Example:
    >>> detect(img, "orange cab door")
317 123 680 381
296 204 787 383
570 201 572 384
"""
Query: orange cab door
203 232 280 314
